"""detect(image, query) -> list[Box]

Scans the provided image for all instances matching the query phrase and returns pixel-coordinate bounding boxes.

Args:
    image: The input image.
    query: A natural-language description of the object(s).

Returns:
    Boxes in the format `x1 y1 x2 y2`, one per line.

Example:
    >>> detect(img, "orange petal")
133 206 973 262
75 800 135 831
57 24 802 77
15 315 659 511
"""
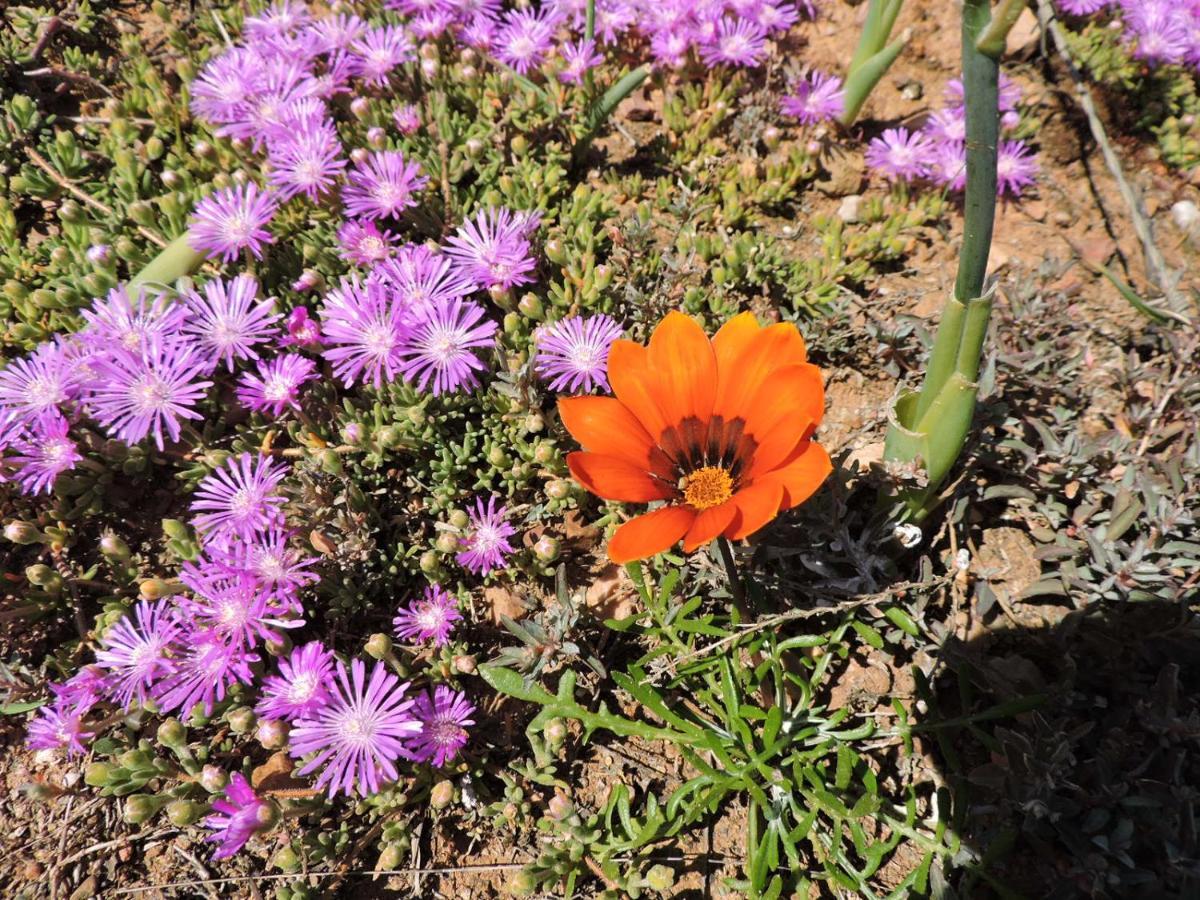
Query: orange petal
742 363 825 478
646 312 717 428
713 322 809 421
609 505 696 563
765 442 833 510
608 340 671 441
557 396 670 475
724 482 782 540
712 312 761 383
727 481 784 541
567 452 674 503
681 501 738 552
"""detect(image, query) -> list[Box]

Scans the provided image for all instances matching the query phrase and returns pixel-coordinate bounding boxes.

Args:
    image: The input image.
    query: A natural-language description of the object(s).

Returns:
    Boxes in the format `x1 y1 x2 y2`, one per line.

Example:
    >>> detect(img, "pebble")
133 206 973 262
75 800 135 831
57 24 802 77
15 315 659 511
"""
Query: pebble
837 194 863 223
1170 199 1198 233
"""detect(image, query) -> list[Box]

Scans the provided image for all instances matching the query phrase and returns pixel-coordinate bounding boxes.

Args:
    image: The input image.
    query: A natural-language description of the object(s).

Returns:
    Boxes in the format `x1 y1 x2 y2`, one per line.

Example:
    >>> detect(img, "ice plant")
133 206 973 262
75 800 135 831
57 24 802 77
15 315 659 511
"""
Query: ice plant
236 353 318 416
456 495 517 575
559 312 831 564
866 127 935 182
320 276 412 388
444 207 538 291
188 183 279 263
393 585 462 647
288 658 421 797
398 296 498 395
94 600 182 709
406 686 475 767
182 275 280 372
153 635 259 716
342 150 428 221
534 314 623 394
256 641 335 721
204 773 276 859
26 700 95 756
7 413 82 495
780 70 846 125
189 452 289 542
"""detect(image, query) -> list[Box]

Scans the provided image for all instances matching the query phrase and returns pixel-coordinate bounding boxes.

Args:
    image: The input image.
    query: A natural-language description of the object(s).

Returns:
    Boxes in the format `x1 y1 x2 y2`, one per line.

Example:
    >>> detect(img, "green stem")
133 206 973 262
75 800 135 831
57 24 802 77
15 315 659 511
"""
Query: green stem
127 231 206 292
572 64 649 165
715 536 751 620
975 0 1026 57
585 0 596 45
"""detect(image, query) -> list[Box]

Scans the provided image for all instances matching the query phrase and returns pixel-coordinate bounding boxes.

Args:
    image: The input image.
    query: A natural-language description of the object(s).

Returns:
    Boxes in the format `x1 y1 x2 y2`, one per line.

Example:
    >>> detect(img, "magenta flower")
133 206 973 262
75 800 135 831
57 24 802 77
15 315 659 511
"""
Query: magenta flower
393 585 462 647
153 634 259 716
87 342 214 450
204 773 275 860
183 275 280 373
1126 4 1191 65
349 25 414 85
281 306 323 348
400 296 497 395
393 103 420 135
865 127 936 182
756 1 800 32
189 183 279 263
456 495 517 575
177 570 302 649
190 452 289 542
289 658 421 797
257 641 335 721
236 353 318 416
557 38 604 85
494 8 557 74
406 686 475 767
372 244 472 314
0 341 80 426
338 219 397 266
94 600 182 709
190 47 262 126
221 527 320 599
929 139 967 191
780 70 845 125
444 207 538 291
342 150 429 221
244 1 312 39
26 699 95 756
700 18 767 68
534 314 623 394
923 107 967 145
996 139 1039 198
8 412 82 495
267 119 346 201
80 286 189 358
1055 0 1109 14
54 666 111 706
305 13 368 52
320 276 414 388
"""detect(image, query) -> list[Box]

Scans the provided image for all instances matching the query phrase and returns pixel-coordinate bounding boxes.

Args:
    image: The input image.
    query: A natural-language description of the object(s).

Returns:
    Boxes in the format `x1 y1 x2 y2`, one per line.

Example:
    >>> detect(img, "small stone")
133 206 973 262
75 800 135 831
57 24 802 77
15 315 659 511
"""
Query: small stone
837 194 863 223
1170 199 1198 233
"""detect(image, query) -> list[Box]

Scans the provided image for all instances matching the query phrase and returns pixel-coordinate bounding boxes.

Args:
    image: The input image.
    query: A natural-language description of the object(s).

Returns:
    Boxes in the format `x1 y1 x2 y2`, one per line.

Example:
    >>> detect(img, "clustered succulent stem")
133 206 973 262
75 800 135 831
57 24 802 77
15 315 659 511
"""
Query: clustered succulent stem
838 0 907 126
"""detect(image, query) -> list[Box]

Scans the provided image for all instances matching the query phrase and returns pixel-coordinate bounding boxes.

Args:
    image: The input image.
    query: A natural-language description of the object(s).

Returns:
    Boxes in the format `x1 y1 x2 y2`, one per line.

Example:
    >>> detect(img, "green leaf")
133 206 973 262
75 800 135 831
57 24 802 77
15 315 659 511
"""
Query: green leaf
851 620 885 649
479 665 555 704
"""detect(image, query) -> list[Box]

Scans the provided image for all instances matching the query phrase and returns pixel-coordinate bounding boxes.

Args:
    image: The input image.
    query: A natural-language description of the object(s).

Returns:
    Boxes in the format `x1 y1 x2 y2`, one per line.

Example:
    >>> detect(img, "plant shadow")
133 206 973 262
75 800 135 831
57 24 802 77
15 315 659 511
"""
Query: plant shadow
927 600 1200 899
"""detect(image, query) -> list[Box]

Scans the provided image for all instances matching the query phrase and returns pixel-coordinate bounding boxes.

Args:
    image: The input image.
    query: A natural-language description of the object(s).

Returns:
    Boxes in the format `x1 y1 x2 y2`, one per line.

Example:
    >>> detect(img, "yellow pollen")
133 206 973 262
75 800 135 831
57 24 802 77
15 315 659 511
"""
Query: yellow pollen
682 466 734 510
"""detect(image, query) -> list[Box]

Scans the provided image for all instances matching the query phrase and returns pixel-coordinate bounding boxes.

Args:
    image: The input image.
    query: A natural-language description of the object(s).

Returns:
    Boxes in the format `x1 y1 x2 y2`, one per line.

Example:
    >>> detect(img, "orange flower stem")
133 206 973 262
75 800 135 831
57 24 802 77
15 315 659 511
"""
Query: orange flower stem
715 536 753 621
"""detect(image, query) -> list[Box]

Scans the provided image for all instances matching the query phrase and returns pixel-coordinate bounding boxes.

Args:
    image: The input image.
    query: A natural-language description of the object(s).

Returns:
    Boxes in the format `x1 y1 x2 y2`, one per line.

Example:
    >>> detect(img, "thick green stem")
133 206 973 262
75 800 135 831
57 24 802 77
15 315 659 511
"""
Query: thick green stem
838 0 906 126
975 0 1026 57
127 231 206 292
572 64 649 164
585 0 596 45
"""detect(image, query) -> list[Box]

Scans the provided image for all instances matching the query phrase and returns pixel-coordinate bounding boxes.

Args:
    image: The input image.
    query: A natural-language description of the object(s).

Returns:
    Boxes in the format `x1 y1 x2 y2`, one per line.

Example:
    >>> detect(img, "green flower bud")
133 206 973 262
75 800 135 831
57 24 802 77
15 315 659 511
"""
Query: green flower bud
435 532 460 555
26 564 62 591
5 521 45 544
156 717 187 747
517 294 543 319
123 794 164 825
448 509 470 529
419 551 440 574
162 518 191 541
377 843 404 871
50 246 70 266
199 765 229 793
99 532 131 562
453 654 477 674
547 793 574 820
430 780 454 809
165 799 204 827
545 479 571 501
465 138 484 157
320 449 344 476
59 200 84 224
365 633 393 660
645 864 675 892
226 706 257 734
255 800 280 831
145 137 165 160
257 719 289 749
84 761 116 787
533 536 559 563
543 718 567 747
593 264 612 289
503 311 521 335
127 200 155 227
139 578 174 600
543 238 567 265
511 135 528 157
488 446 511 468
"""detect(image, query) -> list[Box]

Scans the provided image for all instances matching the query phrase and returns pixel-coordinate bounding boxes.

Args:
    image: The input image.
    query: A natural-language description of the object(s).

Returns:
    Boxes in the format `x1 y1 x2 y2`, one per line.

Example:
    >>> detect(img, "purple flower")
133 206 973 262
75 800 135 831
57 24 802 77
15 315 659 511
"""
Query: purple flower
80 286 189 358
304 13 368 52
221 527 320 598
154 634 259 716
256 641 335 721
349 25 414 85
393 585 462 647
456 495 516 575
87 342 213 450
371 244 472 314
996 139 1039 197
780 70 845 125
204 773 274 860
406 686 475 767
281 306 323 348
1125 4 1191 65
182 275 280 373
190 452 289 542
26 699 95 756
245 1 312 39
267 119 346 201
177 570 302 649
94 600 182 709
190 47 263 125
338 219 397 266
189 183 278 263
400 296 497 395
1055 0 1109 14
236 353 318 416
534 314 622 394
923 107 967 145
756 1 801 32
342 150 429 221
320 276 413 388
700 18 767 68
289 658 421 797
557 38 604 85
393 103 421 134
865 127 936 182
494 8 557 74
8 412 82 495
928 139 967 191
53 666 111 707
444 207 538 291
0 341 81 426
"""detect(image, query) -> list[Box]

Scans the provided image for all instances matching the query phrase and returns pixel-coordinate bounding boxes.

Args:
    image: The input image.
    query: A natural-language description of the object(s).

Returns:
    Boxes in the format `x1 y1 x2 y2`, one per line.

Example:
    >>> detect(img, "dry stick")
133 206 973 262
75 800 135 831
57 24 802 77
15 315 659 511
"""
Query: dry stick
23 142 170 249
23 66 112 96
1034 0 1187 314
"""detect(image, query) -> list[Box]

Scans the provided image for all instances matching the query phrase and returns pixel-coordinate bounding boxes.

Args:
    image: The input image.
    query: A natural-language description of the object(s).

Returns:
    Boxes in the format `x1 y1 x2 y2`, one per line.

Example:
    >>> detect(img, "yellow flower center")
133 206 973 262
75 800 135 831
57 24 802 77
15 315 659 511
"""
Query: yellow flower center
682 466 734 510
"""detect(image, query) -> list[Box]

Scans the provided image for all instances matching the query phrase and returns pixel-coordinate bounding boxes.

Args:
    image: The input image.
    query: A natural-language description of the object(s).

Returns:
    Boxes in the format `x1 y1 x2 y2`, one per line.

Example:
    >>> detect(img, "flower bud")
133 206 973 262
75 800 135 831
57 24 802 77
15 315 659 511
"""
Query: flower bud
435 531 460 554
517 293 543 319
465 138 484 158
199 765 229 793
255 800 281 830
419 550 440 574
365 633 393 659
421 58 438 78
350 147 369 166
166 799 204 826
84 761 116 787
460 64 478 81
547 793 574 820
543 238 567 265
488 446 511 468
99 532 130 561
127 200 155 227
377 843 404 870
293 269 322 292
543 717 567 747
86 244 112 265
367 127 386 149
453 654 477 674
139 578 172 600
761 125 781 150
350 97 370 120
26 564 62 591
256 719 289 749
533 536 559 563
162 518 191 541
593 264 612 290
645 864 674 891
156 717 187 747
123 794 164 825
342 422 364 444
4 521 44 544
448 509 469 529
532 440 555 463
161 169 181 189
430 779 454 809
226 706 257 734
545 479 570 501
193 139 213 158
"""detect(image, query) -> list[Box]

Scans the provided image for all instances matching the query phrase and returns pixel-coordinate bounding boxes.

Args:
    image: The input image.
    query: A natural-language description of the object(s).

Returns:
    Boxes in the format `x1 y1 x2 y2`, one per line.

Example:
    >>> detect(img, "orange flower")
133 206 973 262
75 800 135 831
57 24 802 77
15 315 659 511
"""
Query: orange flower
558 311 831 563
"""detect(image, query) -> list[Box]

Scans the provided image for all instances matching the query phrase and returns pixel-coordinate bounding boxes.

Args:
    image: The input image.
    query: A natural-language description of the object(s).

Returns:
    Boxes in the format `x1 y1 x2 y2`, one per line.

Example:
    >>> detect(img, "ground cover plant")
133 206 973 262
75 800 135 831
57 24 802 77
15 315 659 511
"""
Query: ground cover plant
0 0 1198 897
